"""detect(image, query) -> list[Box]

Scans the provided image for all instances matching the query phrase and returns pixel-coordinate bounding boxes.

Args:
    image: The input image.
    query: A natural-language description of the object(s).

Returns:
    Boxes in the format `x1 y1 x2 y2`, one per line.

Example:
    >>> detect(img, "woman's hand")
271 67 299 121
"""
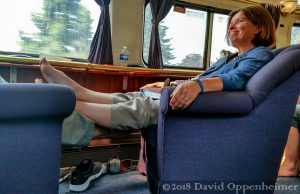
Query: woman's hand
169 80 201 110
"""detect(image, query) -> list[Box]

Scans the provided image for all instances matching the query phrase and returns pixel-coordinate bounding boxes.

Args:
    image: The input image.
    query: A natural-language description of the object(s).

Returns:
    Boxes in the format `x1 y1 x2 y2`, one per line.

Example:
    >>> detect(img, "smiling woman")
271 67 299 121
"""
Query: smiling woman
226 5 276 50
228 12 262 54
0 0 100 59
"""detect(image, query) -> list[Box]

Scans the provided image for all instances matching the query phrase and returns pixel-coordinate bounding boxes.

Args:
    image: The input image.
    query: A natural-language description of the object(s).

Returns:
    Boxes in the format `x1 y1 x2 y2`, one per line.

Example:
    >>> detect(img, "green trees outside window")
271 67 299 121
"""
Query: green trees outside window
18 0 94 59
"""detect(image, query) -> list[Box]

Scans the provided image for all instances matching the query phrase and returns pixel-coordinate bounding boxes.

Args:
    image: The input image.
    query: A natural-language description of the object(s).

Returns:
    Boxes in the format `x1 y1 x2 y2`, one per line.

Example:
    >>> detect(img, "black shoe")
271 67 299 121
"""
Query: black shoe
69 159 106 192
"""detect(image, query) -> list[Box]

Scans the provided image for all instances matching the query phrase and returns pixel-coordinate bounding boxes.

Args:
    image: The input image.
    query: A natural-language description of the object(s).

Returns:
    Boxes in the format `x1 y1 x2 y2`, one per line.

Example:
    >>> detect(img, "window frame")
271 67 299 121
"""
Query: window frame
142 0 230 70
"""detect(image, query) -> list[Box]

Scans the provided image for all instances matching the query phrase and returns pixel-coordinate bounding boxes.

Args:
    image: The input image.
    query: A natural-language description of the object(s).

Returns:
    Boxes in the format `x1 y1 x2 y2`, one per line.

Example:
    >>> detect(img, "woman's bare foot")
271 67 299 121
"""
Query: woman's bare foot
40 57 81 91
40 57 114 104
278 160 299 177
40 57 60 84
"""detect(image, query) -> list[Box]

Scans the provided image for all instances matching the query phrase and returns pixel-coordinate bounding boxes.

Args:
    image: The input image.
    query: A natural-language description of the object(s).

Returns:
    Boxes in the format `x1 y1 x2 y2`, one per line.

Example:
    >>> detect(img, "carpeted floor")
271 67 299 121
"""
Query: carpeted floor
274 177 300 194
59 170 300 194
59 170 150 194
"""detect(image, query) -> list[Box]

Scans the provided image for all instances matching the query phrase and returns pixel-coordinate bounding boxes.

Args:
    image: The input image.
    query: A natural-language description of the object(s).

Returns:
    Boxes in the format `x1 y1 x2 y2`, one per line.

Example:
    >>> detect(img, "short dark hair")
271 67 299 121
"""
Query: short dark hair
226 5 276 48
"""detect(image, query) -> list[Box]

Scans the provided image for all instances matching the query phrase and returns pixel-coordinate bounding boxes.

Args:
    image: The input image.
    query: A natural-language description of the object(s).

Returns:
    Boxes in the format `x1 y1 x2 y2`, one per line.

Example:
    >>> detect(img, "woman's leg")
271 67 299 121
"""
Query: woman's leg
278 126 300 176
75 100 112 129
40 57 113 104
61 95 159 146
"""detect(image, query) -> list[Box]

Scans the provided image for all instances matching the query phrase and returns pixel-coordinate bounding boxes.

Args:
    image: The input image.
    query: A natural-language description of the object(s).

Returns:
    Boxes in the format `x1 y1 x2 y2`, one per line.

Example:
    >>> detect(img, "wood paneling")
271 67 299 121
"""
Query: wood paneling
0 61 200 93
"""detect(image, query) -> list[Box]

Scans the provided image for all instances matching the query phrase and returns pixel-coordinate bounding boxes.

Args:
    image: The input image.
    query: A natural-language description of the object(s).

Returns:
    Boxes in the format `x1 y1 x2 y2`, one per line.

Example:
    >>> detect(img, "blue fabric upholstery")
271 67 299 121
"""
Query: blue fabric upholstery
0 83 75 194
142 45 300 194
247 44 300 107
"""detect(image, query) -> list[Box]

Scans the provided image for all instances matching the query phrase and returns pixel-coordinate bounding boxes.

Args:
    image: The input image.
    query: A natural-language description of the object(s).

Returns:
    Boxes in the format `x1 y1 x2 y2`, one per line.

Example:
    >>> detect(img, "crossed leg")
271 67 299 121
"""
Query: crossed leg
40 58 113 129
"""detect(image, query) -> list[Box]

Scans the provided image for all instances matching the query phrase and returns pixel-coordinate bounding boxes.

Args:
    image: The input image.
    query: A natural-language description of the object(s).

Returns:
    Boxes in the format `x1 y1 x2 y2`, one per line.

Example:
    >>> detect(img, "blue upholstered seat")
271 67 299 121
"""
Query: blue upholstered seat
142 44 300 194
0 83 75 194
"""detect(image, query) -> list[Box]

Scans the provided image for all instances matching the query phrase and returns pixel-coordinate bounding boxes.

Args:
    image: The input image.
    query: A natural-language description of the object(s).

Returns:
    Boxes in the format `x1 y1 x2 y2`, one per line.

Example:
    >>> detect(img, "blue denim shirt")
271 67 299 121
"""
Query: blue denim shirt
196 46 274 90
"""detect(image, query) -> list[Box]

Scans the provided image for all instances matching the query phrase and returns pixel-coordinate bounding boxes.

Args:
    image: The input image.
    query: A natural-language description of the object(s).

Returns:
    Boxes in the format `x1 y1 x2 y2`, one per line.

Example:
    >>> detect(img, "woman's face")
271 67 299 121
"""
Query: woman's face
228 11 261 48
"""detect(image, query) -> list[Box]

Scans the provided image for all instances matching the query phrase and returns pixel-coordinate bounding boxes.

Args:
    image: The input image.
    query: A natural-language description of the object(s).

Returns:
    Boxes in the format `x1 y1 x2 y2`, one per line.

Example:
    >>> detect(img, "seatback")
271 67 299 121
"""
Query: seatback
0 84 75 194
149 45 300 194
246 44 300 107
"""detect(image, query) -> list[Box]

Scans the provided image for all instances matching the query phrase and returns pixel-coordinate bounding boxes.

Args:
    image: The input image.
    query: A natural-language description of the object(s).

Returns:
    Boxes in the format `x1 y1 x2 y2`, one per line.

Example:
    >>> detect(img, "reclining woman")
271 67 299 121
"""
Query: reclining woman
40 5 276 147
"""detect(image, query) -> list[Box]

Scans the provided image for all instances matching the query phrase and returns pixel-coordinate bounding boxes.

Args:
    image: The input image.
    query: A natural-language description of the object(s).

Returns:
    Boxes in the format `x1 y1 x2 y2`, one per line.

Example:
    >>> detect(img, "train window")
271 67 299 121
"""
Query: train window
210 13 236 65
143 4 207 69
291 24 300 45
143 3 232 70
0 0 100 59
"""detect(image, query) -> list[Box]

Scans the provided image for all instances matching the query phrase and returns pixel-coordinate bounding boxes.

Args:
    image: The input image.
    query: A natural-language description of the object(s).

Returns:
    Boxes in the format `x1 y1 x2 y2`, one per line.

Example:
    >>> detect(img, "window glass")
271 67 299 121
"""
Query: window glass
210 13 236 65
291 24 300 45
143 4 233 69
0 0 100 59
143 4 207 68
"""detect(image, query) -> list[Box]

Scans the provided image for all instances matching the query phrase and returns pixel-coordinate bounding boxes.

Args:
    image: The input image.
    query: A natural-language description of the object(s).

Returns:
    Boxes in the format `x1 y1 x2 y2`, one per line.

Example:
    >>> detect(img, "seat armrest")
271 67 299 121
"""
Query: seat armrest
0 83 76 120
160 87 254 116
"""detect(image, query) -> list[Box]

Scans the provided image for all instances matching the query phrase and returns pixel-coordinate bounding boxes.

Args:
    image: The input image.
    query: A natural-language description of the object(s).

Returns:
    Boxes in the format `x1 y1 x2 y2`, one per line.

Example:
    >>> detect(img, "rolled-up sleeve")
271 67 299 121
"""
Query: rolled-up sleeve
219 48 273 90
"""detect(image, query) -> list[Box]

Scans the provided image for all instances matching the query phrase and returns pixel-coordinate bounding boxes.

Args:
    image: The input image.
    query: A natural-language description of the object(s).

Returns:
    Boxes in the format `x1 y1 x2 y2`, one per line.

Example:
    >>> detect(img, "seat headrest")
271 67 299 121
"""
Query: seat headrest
246 44 300 107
